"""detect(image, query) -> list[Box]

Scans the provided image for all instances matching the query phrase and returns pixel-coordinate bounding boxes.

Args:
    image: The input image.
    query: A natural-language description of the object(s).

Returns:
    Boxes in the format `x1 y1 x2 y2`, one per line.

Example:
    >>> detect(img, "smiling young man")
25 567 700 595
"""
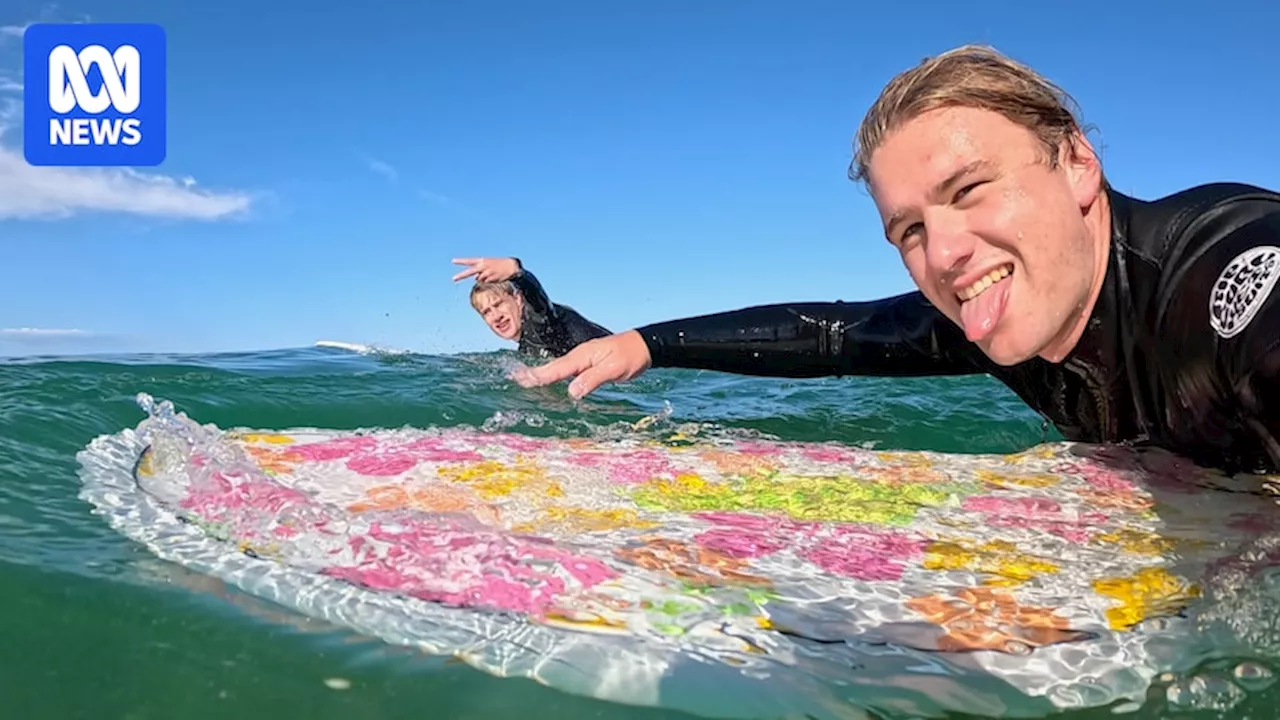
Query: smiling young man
454 256 611 359
513 45 1280 475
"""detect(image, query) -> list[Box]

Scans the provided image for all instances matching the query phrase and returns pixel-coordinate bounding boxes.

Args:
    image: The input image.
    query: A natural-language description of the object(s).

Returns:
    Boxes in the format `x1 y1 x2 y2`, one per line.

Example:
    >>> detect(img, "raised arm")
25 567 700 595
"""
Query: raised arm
506 259 556 319
639 291 983 378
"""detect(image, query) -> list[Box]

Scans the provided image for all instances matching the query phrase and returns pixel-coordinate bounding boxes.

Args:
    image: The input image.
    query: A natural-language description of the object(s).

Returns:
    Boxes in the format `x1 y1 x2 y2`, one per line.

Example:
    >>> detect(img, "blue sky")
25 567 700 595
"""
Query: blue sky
0 0 1277 357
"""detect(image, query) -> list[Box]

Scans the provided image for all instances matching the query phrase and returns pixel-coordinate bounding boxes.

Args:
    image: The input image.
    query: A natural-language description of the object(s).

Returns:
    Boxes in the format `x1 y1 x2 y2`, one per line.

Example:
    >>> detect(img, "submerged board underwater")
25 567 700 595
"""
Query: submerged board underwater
76 393 1280 719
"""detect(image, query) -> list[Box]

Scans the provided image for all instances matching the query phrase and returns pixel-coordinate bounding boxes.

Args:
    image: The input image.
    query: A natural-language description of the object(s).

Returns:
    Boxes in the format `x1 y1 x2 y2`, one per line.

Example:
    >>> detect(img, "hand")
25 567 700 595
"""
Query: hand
451 257 520 283
511 330 652 399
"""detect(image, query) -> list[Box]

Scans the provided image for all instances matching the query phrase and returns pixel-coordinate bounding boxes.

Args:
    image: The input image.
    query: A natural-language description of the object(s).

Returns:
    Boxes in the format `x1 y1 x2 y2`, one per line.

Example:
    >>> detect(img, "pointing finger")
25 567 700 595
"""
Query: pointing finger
451 258 480 265
451 267 479 282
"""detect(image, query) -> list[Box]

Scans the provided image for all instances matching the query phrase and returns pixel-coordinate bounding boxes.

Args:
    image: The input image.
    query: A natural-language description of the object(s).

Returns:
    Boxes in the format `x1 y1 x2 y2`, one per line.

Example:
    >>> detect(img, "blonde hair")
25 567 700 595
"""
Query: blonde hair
469 280 516 307
850 44 1095 183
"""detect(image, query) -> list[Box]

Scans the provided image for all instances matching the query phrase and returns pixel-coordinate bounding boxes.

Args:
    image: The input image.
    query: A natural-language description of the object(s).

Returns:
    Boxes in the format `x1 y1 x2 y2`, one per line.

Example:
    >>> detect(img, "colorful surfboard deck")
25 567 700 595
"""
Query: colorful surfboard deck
76 393 1280 718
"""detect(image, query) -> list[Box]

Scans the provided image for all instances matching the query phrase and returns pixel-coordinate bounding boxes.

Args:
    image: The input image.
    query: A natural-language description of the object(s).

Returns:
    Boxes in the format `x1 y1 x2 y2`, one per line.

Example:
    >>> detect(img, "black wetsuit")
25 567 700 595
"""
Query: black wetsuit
509 262 611 359
637 183 1280 475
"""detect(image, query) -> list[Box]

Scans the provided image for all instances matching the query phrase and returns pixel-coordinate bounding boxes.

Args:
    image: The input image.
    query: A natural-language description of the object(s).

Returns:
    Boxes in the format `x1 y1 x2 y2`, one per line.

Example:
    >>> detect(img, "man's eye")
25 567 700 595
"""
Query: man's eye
897 222 924 246
954 181 984 203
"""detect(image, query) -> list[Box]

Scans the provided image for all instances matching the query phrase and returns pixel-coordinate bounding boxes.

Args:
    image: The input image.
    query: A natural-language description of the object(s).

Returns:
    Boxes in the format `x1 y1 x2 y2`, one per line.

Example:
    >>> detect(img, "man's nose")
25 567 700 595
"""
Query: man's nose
922 211 975 279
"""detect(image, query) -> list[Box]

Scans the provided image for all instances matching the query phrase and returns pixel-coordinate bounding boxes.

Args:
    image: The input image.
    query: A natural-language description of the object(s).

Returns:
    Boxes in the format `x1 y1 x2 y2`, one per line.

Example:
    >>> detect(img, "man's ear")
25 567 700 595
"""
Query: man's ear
1062 131 1103 212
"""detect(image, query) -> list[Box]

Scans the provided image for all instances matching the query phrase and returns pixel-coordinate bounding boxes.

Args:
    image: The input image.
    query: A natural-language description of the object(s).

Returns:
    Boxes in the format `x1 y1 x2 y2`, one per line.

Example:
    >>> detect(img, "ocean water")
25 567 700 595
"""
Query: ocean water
2 345 1277 719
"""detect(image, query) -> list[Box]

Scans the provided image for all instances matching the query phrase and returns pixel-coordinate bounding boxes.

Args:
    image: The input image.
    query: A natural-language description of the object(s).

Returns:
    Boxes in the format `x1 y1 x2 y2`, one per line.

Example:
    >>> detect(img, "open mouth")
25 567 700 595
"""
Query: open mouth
956 263 1014 342
957 264 1012 302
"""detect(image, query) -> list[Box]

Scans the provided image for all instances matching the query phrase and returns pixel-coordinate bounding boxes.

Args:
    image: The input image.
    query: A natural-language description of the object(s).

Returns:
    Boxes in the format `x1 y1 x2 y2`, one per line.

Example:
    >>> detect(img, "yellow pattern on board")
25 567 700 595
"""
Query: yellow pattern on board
1092 567 1201 630
922 539 1060 586
438 458 564 500
512 506 660 535
239 433 296 445
631 471 978 526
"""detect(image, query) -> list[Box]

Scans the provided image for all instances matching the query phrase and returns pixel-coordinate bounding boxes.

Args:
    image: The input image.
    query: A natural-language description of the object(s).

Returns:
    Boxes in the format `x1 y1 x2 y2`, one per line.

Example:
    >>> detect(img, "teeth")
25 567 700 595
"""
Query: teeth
957 265 1012 302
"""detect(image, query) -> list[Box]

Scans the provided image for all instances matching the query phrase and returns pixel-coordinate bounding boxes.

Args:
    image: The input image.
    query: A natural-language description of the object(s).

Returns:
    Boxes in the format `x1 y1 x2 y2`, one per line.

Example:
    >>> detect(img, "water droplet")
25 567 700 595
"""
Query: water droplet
1258 567 1280 599
1165 673 1245 712
1003 639 1031 655
1233 661 1275 691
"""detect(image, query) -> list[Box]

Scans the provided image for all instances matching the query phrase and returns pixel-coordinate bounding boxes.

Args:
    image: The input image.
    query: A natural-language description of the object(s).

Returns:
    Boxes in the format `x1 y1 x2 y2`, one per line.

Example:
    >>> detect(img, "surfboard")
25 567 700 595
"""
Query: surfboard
76 393 1280 719
314 340 409 355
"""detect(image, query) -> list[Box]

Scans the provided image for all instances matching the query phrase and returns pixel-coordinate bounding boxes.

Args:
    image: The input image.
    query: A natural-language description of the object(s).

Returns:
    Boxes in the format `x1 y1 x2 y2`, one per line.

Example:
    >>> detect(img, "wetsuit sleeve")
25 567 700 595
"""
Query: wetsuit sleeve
508 259 556 319
637 291 986 378
1157 205 1280 455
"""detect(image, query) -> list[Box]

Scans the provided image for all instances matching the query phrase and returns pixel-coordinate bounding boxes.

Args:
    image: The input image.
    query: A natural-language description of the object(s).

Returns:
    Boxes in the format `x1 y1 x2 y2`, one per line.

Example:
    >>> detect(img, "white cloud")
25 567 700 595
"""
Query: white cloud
0 327 87 336
360 153 398 183
0 17 258 222
0 145 256 220
418 188 453 205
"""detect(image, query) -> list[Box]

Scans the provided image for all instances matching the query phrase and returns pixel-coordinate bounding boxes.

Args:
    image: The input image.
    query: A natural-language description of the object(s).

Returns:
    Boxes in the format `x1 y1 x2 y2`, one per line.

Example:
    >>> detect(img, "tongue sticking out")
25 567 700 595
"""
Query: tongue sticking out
959 276 1011 342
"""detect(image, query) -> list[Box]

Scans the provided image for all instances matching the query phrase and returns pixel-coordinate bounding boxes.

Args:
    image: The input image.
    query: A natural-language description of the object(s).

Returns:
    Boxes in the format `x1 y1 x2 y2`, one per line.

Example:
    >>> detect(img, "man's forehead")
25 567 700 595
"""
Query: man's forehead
474 291 510 307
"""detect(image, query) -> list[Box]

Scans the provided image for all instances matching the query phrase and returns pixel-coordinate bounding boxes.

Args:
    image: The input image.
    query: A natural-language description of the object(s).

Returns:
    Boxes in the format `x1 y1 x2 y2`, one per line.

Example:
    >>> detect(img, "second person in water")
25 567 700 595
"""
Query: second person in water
452 256 611 360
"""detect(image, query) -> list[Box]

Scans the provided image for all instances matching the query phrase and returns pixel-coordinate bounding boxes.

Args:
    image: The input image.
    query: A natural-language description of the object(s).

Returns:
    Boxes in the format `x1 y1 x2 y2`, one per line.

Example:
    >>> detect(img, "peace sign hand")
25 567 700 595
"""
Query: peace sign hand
451 257 521 283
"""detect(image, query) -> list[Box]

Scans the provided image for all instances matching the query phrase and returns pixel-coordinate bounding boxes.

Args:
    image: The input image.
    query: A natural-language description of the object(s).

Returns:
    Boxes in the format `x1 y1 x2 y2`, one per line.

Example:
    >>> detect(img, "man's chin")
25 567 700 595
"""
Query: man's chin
976 336 1039 367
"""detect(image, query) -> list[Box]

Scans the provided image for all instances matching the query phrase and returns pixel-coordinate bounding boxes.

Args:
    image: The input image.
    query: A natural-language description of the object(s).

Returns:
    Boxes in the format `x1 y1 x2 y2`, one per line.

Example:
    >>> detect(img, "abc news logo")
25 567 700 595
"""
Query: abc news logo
47 43 143 147
23 23 167 167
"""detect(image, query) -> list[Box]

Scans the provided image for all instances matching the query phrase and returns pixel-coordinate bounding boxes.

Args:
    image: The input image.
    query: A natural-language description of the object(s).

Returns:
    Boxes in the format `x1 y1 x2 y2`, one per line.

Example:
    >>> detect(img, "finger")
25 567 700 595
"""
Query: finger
567 363 616 399
451 267 479 282
506 363 535 386
451 258 481 265
520 352 590 387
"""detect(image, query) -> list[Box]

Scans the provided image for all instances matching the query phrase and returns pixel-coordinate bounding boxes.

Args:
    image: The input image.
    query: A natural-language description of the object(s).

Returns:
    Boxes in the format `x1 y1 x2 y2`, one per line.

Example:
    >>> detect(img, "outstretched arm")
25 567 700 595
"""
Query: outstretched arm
638 291 983 378
513 290 986 398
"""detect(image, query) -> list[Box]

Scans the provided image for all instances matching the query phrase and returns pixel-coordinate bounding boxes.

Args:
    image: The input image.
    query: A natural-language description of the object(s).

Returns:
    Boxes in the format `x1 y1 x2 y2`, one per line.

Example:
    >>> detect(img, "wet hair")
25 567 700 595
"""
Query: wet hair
469 280 518 308
850 44 1095 183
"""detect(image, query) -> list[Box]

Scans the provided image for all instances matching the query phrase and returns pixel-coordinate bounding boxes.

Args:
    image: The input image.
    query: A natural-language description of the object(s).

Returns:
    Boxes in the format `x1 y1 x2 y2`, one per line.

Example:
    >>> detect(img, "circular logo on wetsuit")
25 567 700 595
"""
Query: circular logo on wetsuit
1209 245 1280 339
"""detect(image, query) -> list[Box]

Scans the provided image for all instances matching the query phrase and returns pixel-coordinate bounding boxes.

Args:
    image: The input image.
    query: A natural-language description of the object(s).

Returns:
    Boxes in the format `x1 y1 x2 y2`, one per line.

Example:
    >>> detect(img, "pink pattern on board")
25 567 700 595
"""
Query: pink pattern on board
483 433 555 453
320 520 621 615
346 454 422 476
273 524 302 539
272 433 488 477
735 441 787 456
344 445 485 476
692 510 820 536
800 445 872 465
292 436 379 462
1053 461 1141 493
172 457 621 616
963 495 1107 542
693 528 789 559
565 449 681 484
692 510 823 557
801 525 929 581
182 470 312 515
963 496 1063 516
982 514 1105 543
